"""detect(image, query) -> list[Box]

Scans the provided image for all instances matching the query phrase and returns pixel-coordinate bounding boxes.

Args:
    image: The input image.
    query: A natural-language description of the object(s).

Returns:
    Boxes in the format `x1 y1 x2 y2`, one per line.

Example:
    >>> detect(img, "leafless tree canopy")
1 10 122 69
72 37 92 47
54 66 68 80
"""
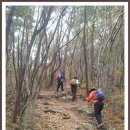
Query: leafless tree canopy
6 6 124 126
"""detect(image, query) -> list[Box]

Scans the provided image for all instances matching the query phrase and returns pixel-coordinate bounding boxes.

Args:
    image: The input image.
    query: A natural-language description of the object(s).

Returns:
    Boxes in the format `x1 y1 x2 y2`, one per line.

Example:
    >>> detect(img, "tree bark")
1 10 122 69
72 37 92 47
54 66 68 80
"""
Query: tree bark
82 7 89 96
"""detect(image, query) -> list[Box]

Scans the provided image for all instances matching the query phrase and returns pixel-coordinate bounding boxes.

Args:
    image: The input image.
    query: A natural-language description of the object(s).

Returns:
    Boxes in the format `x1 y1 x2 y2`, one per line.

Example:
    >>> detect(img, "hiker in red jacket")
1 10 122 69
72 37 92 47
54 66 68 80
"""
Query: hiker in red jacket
84 88 104 129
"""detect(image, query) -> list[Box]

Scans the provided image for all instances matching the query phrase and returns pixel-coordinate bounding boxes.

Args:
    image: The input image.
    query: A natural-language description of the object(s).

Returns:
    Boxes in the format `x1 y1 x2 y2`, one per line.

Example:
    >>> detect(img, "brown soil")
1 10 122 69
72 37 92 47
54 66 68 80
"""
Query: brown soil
33 87 124 130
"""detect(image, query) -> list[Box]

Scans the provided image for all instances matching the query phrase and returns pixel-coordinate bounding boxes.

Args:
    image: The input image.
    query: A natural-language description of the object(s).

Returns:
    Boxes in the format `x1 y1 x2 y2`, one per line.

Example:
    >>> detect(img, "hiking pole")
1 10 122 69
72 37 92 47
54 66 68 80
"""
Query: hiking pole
79 98 87 108
79 87 82 95
90 100 94 115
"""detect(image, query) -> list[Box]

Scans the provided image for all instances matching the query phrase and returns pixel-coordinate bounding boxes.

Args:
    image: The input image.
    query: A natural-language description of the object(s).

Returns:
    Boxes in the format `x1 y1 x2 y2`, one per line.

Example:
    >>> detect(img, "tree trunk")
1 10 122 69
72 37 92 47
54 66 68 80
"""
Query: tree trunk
82 7 89 96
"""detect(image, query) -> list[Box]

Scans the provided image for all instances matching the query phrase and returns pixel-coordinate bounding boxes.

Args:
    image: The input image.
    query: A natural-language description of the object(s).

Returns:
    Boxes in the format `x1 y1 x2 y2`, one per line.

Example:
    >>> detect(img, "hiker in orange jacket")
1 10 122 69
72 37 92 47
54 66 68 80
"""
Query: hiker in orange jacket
85 88 104 129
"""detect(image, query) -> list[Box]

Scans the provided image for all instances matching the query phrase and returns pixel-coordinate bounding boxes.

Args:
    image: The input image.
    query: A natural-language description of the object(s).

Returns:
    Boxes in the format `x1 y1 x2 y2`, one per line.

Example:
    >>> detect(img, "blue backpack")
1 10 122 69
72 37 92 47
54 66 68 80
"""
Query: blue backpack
60 73 65 82
94 88 104 101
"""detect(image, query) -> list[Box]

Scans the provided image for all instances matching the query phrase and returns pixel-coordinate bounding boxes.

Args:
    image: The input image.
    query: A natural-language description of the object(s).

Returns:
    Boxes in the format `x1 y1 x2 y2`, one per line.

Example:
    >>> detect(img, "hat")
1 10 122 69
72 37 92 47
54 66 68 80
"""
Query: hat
73 76 77 79
89 88 97 93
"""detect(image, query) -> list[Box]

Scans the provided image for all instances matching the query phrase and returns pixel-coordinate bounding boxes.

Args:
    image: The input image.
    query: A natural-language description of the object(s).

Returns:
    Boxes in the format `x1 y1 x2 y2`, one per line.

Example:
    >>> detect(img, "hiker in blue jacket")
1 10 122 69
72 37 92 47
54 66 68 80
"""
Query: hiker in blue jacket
56 71 65 92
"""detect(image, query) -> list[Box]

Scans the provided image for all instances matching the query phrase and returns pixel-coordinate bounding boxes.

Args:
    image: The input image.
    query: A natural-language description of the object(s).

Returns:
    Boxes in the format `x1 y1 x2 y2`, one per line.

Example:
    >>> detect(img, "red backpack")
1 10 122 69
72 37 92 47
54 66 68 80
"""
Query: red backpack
56 73 60 80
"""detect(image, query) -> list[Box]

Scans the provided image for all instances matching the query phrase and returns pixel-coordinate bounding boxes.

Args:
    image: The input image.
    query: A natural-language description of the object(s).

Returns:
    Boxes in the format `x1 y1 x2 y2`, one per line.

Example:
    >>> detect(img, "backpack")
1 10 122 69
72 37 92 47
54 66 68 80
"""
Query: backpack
76 80 81 88
56 73 60 80
70 79 76 85
60 73 65 82
94 88 104 101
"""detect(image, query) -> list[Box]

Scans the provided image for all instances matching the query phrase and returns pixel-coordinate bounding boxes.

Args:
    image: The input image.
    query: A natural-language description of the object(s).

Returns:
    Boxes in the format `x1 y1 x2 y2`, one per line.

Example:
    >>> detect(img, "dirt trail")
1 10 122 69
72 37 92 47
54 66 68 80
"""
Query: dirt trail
32 86 124 130
6 87 124 130
33 88 101 130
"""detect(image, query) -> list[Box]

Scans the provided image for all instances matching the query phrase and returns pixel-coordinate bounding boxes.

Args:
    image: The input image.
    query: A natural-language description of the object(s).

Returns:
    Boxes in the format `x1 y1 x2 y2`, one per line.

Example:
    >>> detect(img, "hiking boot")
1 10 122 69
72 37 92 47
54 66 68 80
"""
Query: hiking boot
97 123 103 129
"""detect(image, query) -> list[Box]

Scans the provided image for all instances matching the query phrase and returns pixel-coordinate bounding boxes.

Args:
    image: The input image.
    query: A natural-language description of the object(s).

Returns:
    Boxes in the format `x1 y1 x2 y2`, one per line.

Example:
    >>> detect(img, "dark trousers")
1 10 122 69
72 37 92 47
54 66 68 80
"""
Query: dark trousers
71 84 77 101
57 80 64 92
94 102 104 125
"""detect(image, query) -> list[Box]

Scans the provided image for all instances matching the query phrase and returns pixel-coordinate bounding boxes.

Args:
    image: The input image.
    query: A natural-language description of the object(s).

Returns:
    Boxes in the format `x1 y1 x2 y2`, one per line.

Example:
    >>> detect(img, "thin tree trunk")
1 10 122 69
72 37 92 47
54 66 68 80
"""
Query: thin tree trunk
82 7 89 96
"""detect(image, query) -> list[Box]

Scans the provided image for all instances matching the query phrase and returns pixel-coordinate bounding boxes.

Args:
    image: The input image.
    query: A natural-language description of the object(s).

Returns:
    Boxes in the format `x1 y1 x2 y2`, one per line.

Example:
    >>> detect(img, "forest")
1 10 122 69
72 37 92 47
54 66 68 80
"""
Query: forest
5 5 125 130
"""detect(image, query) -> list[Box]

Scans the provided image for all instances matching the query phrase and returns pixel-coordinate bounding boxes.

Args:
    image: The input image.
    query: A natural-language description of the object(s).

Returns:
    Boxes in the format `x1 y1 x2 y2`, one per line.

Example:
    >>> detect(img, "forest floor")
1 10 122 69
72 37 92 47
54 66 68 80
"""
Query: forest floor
32 86 124 130
6 84 124 130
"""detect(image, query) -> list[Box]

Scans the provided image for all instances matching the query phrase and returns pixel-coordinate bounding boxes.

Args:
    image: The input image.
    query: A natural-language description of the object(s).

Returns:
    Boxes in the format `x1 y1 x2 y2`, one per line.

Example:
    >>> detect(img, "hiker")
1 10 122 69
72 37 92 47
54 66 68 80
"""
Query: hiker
83 88 104 129
56 71 65 92
70 77 80 101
